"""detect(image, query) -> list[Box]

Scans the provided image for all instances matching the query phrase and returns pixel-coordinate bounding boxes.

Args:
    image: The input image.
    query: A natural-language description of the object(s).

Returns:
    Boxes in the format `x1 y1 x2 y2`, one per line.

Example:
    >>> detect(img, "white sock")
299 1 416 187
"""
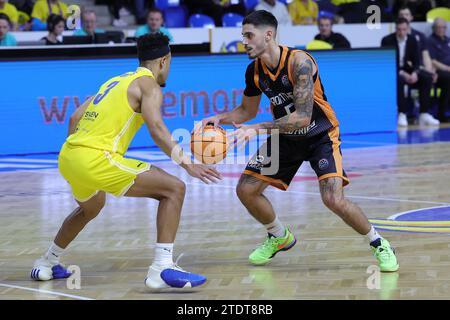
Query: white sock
44 242 65 265
152 243 174 268
264 218 286 238
365 225 381 244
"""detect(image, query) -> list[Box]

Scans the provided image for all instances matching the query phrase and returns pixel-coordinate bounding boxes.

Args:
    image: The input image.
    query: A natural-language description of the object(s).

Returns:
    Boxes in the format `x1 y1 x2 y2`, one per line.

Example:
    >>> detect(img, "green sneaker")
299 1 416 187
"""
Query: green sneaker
249 228 297 265
371 238 399 272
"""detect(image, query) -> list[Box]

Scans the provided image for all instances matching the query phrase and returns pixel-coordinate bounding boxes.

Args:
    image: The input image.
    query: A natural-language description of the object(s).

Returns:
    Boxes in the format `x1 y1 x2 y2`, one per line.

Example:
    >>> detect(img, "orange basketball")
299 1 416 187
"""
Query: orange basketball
190 125 227 164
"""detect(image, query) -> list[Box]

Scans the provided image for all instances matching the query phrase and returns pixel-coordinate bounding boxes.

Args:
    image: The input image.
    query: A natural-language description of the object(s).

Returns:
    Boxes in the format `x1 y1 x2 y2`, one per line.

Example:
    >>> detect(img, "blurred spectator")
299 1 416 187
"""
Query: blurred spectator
135 8 173 42
331 0 365 23
109 0 129 27
314 16 350 48
288 0 318 25
31 0 68 31
255 0 292 26
398 6 440 125
73 10 105 36
0 0 18 30
382 18 438 127
428 18 450 122
0 13 16 46
41 13 64 45
392 0 434 22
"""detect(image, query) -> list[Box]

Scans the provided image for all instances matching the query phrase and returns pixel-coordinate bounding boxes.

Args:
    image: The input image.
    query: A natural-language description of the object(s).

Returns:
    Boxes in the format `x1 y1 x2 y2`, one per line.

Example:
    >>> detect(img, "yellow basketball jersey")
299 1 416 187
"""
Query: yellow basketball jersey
67 67 154 155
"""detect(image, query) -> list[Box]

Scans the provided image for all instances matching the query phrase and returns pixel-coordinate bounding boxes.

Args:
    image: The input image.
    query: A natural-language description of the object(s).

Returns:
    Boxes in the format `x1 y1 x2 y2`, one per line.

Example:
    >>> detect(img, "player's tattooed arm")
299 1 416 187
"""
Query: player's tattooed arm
256 54 314 133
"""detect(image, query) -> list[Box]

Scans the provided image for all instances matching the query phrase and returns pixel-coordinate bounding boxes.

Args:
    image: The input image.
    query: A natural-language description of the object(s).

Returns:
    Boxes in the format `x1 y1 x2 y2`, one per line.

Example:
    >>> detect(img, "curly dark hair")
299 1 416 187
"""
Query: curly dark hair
136 32 170 63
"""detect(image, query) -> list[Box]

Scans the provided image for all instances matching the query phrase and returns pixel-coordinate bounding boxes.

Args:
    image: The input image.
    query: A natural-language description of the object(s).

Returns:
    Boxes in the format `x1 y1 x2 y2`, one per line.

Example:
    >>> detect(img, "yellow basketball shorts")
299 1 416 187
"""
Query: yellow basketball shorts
58 142 151 202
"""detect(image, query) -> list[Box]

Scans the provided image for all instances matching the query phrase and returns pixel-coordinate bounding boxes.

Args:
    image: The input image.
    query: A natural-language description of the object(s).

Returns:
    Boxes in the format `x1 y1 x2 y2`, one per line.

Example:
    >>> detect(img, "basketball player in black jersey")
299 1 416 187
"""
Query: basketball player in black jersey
199 10 399 271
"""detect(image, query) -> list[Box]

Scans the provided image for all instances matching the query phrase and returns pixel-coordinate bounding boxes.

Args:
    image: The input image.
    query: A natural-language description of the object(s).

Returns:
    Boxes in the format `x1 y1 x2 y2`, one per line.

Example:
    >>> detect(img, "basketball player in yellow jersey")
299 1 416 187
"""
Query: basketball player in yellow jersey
31 33 221 290
200 11 399 272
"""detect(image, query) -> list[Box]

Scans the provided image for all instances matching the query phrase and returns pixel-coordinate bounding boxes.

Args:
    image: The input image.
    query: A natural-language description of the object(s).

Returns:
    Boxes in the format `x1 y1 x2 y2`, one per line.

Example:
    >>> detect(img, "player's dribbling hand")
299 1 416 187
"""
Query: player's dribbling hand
184 163 222 184
227 122 258 151
193 115 222 134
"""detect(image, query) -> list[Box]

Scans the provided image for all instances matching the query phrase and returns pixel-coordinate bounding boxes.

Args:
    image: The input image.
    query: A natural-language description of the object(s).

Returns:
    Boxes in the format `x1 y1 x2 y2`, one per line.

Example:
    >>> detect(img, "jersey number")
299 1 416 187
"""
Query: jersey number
93 81 120 105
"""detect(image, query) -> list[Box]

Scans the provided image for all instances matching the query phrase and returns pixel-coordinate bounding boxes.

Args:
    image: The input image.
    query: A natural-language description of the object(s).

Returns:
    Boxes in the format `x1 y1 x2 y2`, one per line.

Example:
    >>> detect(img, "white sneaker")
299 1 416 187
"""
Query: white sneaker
112 18 128 27
419 113 440 126
145 264 207 289
398 112 408 127
31 256 71 281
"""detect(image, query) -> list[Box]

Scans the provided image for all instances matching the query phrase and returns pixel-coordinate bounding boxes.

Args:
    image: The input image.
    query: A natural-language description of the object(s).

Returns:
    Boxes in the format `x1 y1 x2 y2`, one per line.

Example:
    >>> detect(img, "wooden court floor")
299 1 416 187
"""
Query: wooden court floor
1 126 450 300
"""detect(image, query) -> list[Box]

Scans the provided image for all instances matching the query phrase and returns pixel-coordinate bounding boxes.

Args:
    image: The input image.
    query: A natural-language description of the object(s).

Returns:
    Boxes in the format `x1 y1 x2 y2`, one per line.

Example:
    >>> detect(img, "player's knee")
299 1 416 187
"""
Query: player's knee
81 206 102 221
322 193 344 212
170 179 186 199
236 182 257 201
79 195 105 221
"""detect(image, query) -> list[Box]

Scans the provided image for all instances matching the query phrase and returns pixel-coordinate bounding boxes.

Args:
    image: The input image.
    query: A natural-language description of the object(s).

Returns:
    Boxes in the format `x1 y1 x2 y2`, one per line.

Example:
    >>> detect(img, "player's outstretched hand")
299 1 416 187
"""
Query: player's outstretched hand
184 163 222 184
227 122 258 151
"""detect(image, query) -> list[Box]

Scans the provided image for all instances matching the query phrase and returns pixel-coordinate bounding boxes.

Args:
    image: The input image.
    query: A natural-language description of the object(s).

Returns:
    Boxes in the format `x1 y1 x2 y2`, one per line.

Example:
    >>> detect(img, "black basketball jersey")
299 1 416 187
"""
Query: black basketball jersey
244 46 339 138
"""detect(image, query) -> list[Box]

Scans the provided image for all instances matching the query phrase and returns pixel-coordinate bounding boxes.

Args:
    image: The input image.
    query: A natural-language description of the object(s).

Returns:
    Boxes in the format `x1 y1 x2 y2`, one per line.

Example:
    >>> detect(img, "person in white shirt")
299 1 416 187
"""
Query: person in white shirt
255 0 292 26
381 18 438 127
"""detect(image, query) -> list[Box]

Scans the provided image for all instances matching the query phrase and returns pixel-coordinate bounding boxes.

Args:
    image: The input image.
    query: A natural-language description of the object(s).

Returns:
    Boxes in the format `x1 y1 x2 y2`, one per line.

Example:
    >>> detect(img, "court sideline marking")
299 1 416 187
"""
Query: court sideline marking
186 182 450 206
0 283 94 300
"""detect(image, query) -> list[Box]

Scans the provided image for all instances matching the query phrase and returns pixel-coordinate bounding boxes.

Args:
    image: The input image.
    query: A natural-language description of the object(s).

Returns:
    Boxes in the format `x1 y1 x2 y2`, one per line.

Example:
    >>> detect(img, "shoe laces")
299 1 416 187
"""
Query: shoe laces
172 253 187 272
261 235 277 250
376 245 393 261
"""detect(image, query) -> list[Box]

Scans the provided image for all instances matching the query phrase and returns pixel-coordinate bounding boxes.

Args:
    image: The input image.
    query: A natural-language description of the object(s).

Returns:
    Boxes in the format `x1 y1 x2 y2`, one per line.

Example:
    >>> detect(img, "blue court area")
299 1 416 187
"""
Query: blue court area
1 127 450 173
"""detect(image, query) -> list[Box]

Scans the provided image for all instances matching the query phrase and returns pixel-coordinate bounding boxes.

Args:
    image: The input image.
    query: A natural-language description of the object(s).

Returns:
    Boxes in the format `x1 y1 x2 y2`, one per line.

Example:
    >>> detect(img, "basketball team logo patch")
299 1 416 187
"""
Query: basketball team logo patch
318 159 329 170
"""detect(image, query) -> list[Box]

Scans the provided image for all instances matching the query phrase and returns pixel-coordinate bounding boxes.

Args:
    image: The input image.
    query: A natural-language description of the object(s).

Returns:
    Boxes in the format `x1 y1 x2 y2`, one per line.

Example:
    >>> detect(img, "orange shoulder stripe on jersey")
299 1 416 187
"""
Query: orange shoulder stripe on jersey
260 46 289 81
254 60 261 91
313 78 339 127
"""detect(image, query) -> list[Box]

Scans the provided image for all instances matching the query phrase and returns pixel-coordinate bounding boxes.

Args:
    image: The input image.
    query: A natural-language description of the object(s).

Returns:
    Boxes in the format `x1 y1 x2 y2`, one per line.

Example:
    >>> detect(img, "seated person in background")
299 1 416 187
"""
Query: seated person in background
0 13 16 46
392 0 434 22
314 16 351 48
135 8 173 43
428 18 450 122
288 0 318 25
382 18 438 127
41 13 64 45
31 0 68 31
0 0 18 31
73 10 104 36
397 6 440 125
255 0 292 26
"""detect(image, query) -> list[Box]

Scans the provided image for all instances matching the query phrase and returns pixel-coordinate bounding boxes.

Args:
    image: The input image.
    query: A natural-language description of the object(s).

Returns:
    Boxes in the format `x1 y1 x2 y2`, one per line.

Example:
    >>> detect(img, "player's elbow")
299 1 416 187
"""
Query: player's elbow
148 122 167 141
289 115 311 128
301 116 312 127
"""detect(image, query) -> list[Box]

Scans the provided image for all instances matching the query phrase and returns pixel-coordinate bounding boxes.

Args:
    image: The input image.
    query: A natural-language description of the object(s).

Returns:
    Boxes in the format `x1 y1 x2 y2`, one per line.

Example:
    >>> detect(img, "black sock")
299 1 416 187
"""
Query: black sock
370 238 382 248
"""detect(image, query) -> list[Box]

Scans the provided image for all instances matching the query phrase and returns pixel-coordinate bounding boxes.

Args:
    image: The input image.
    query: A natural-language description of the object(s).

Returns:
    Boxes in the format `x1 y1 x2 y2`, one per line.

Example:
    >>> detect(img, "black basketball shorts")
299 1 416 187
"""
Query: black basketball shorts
243 126 349 190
